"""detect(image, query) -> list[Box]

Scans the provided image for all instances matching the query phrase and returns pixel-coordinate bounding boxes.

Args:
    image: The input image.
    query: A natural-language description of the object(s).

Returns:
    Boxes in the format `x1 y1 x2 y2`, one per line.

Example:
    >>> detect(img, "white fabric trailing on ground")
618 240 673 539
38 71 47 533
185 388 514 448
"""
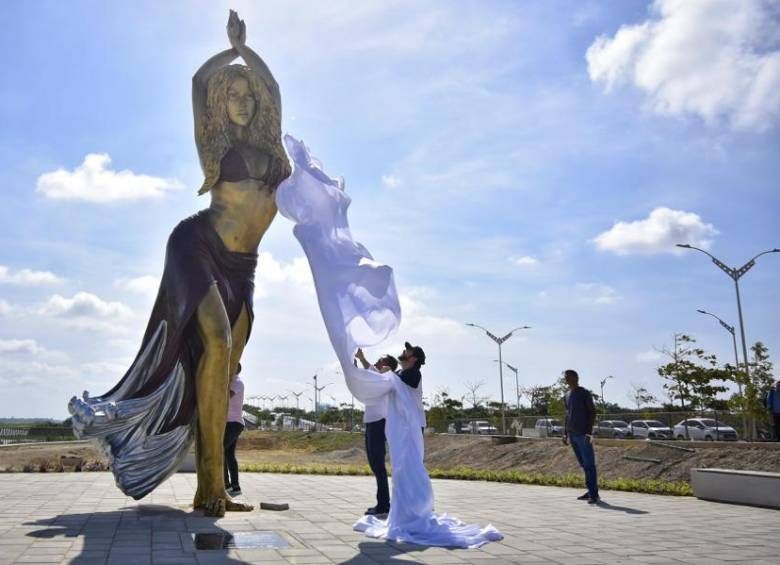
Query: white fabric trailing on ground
276 135 502 548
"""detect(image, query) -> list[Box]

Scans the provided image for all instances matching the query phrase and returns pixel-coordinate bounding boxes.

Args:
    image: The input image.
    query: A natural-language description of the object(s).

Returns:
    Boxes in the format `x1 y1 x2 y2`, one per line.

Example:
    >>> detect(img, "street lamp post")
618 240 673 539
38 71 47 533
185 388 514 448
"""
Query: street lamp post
697 308 747 437
599 375 613 419
467 323 531 434
494 360 521 414
313 373 332 418
677 245 779 382
291 391 304 411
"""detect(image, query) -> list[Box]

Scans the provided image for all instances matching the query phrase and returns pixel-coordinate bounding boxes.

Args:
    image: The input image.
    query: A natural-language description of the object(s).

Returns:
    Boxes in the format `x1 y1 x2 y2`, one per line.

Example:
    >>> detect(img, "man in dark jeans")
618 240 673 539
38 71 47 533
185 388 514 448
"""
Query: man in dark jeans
355 349 399 517
562 369 599 503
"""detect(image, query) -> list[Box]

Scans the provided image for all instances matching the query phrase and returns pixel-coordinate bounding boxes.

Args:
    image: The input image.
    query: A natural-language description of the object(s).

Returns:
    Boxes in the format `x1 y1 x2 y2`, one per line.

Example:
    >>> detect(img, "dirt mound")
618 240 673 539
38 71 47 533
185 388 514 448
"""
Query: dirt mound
422 435 780 483
3 432 779 485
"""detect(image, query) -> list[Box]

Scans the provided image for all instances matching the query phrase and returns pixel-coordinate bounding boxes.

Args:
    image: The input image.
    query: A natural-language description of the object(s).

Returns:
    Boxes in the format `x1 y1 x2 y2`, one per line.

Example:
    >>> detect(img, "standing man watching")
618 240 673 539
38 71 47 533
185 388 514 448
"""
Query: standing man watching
355 349 398 517
766 381 780 441
561 369 599 503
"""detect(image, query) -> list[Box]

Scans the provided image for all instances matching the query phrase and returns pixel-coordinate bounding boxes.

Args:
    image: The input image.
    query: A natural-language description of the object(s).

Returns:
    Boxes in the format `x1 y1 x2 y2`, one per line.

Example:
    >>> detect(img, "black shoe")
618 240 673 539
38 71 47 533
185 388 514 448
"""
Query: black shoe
588 496 601 504
365 505 390 516
577 492 591 500
227 486 242 497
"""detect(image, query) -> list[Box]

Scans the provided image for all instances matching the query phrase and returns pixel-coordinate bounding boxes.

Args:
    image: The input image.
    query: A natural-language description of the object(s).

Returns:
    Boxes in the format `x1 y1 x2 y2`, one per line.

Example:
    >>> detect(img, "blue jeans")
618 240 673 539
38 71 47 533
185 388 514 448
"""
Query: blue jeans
569 433 599 499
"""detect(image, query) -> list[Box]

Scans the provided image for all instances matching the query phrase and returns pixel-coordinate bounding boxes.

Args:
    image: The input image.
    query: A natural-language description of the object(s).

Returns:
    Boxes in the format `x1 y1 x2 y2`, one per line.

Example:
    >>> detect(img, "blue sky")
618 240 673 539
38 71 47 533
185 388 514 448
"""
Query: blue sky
1 0 778 418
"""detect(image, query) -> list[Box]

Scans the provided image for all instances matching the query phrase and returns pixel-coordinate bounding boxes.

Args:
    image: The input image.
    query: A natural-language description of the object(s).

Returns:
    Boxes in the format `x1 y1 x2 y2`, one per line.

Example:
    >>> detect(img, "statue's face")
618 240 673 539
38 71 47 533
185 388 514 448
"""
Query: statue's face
226 77 256 127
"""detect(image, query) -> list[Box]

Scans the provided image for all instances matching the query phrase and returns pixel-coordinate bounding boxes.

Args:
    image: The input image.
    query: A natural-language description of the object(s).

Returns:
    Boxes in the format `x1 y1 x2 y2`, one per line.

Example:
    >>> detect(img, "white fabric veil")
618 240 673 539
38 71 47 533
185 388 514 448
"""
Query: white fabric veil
276 135 502 548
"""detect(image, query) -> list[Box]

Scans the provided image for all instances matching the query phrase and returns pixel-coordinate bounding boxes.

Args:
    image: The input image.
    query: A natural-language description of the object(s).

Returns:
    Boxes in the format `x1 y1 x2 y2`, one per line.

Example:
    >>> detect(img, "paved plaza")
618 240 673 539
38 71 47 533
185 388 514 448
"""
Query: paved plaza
0 473 778 565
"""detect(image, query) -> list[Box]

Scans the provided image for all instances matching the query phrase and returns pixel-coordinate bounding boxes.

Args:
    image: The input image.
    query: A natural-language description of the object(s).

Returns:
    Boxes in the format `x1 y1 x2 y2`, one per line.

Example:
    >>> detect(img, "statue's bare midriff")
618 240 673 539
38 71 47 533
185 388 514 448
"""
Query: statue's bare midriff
209 178 278 253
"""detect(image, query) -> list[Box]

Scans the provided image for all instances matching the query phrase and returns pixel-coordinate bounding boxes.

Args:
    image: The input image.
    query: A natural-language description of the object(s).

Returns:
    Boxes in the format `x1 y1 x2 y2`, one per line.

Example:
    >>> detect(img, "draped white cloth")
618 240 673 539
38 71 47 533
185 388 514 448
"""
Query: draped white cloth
276 135 502 548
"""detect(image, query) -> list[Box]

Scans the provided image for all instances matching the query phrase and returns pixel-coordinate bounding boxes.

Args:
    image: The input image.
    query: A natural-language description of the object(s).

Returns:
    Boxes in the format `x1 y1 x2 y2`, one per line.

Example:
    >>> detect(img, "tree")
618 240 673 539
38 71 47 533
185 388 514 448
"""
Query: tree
522 378 567 417
630 384 657 411
743 342 775 440
463 380 488 409
522 385 553 414
657 334 728 414
427 390 463 431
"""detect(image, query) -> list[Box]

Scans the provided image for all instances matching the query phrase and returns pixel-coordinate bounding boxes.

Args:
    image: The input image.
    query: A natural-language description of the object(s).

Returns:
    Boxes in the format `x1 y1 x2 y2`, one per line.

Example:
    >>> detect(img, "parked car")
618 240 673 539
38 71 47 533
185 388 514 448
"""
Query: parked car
629 420 672 440
673 418 738 441
592 420 632 439
468 420 498 435
534 418 564 437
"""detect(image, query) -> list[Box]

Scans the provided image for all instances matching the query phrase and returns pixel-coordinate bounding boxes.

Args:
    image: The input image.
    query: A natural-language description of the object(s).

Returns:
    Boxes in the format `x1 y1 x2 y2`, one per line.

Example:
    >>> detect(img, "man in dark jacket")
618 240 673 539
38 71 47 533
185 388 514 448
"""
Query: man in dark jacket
562 369 599 503
766 381 780 441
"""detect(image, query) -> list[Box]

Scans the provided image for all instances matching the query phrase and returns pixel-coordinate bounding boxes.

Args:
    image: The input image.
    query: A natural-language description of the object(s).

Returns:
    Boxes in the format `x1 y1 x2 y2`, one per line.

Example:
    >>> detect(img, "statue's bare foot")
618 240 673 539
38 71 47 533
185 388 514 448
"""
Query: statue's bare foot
193 488 204 510
225 499 254 512
202 497 227 517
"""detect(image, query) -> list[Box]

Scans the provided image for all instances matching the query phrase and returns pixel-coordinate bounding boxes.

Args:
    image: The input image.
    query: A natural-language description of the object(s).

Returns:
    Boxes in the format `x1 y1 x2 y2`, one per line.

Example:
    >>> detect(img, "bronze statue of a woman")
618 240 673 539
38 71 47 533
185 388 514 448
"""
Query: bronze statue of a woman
68 11 290 517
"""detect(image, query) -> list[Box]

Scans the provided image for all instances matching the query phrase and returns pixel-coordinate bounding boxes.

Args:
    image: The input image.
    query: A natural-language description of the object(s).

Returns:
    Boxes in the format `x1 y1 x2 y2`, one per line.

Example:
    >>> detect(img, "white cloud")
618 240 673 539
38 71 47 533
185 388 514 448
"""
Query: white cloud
0 359 77 387
381 174 402 189
0 339 46 355
576 283 620 305
40 292 133 319
586 0 780 131
636 349 665 363
255 252 314 298
593 207 718 256
0 265 64 286
512 255 539 267
0 338 68 363
0 299 11 315
115 275 160 295
398 290 466 341
38 292 134 333
36 153 182 203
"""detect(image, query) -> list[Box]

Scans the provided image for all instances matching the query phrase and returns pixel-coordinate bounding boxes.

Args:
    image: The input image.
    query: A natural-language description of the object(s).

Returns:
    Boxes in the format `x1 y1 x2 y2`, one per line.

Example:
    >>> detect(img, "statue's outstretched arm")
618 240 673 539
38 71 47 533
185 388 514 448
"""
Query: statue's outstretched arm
192 48 238 127
227 10 281 104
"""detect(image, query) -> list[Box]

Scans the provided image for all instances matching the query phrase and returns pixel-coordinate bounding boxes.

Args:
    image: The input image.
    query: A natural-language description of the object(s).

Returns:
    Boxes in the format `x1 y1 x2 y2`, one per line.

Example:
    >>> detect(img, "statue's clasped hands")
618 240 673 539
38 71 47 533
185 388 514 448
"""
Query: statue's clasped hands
227 10 247 49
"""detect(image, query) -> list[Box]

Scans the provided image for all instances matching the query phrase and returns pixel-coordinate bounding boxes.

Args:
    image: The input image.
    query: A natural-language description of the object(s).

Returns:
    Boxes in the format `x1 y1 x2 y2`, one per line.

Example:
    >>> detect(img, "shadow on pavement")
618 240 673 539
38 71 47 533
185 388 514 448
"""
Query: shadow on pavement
594 500 649 514
25 504 245 564
340 540 482 564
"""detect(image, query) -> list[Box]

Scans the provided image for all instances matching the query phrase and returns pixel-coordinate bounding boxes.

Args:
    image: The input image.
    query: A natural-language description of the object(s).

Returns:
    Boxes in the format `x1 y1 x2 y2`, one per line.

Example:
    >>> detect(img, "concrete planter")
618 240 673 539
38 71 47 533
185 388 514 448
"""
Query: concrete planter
690 468 780 509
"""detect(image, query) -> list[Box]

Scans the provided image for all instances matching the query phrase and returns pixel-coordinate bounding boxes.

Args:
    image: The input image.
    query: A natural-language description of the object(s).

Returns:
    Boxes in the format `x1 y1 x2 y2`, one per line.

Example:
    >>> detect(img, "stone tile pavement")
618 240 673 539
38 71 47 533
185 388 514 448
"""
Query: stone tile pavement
0 473 778 564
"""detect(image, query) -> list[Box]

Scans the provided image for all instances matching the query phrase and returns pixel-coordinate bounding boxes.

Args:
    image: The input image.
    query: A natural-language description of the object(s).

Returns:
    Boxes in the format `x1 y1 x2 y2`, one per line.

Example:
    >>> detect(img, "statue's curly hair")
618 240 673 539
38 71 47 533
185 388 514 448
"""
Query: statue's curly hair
195 64 290 195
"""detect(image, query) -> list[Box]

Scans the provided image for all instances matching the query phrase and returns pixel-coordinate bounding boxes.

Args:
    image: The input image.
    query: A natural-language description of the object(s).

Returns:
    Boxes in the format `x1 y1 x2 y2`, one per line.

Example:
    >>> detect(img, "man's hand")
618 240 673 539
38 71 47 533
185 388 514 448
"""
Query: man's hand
585 434 592 443
561 434 568 446
355 348 367 362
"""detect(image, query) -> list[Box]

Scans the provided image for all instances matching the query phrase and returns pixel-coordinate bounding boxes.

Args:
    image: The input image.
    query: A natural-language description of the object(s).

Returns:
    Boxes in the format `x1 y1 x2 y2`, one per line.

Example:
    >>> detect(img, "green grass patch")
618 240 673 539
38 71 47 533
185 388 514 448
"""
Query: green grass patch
240 461 692 496
242 431 363 453
241 462 372 476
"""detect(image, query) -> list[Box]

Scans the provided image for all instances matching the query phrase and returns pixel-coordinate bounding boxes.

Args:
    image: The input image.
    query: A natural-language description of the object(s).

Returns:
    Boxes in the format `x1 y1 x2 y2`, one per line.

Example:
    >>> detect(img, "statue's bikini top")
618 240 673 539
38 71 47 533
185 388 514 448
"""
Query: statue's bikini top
219 148 263 183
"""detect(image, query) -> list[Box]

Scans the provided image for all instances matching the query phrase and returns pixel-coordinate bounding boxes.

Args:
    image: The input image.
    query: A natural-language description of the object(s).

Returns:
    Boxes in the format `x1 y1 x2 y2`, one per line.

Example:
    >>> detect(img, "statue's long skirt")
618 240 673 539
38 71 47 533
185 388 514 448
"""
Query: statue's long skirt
68 209 256 499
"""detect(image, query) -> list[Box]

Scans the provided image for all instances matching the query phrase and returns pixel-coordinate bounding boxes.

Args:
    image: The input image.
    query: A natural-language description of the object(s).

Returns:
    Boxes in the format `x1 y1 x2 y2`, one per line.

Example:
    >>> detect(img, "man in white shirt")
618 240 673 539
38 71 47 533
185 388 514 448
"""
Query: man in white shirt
224 364 247 498
355 349 398 517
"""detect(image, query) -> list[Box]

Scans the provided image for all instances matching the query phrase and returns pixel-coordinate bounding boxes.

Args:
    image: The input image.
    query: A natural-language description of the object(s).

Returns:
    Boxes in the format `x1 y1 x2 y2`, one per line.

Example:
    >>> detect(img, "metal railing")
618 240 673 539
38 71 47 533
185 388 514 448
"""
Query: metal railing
0 425 76 445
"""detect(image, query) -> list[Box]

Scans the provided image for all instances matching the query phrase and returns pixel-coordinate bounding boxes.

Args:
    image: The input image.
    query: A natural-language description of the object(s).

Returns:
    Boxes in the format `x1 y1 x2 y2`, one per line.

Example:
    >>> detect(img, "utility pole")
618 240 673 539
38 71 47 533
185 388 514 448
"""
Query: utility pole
599 375 613 419
697 308 748 438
